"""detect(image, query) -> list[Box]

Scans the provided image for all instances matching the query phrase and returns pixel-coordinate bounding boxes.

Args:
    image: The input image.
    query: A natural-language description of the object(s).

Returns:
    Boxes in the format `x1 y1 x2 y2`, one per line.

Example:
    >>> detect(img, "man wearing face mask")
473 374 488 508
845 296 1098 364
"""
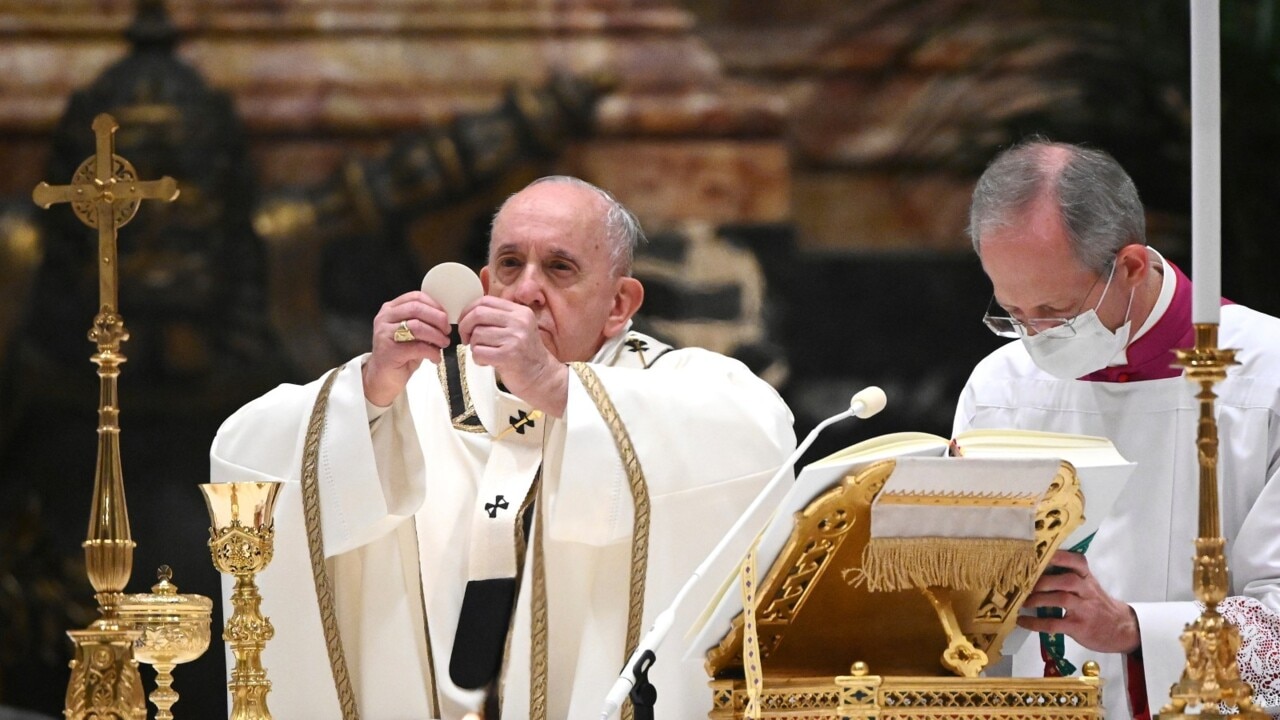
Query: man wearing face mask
954 139 1280 719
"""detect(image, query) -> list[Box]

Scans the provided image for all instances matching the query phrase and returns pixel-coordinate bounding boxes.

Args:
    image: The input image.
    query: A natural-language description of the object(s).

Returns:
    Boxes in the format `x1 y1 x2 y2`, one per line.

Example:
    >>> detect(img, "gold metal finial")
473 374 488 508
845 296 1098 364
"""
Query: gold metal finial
33 113 180 720
1158 324 1266 720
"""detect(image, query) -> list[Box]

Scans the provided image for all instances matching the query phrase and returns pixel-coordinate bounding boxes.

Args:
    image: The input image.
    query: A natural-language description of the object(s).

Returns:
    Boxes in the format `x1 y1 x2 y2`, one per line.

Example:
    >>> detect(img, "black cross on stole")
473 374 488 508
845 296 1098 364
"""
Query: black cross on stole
508 409 537 434
484 495 509 518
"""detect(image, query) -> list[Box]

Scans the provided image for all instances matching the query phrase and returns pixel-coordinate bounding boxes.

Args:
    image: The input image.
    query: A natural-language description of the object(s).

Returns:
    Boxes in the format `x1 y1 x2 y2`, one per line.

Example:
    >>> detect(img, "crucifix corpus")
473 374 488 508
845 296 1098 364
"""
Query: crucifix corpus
31 112 180 720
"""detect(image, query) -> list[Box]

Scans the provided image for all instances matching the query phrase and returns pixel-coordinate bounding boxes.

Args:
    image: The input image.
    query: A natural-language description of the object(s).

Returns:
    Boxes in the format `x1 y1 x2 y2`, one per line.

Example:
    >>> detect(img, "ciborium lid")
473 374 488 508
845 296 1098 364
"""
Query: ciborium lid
117 565 213 621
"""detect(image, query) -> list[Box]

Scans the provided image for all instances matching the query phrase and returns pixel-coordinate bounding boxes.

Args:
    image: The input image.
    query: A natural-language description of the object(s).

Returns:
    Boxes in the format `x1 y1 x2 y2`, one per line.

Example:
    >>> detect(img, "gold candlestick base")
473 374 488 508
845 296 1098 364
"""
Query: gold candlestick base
1158 324 1264 720
1159 542 1266 719
201 481 283 720
64 626 146 720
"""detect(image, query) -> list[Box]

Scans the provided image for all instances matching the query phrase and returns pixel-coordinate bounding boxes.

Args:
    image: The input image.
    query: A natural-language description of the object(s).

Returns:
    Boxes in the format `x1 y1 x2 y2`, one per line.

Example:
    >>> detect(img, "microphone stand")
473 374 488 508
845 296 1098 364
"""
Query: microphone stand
628 650 657 720
598 388 887 719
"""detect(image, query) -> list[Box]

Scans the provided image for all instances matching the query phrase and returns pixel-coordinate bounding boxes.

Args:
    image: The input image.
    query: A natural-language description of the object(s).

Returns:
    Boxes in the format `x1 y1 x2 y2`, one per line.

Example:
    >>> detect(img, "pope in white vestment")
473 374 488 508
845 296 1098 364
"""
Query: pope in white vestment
208 177 797 719
958 140 1280 720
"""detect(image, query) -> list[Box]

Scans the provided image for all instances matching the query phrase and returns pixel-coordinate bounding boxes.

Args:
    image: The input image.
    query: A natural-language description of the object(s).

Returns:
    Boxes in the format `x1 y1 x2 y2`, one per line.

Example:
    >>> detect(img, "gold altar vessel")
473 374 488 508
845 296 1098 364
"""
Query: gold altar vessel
201 481 284 720
117 567 213 720
31 113 184 720
705 458 1103 720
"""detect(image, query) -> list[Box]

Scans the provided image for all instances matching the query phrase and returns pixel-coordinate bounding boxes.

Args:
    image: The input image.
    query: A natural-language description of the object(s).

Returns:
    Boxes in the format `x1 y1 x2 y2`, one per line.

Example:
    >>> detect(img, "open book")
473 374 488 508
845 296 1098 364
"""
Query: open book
684 428 1135 661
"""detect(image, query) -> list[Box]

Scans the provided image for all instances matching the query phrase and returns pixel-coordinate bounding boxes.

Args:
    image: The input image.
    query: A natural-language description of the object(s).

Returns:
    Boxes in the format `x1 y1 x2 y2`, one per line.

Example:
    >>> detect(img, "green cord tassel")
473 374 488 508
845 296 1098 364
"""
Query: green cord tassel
1038 533 1095 676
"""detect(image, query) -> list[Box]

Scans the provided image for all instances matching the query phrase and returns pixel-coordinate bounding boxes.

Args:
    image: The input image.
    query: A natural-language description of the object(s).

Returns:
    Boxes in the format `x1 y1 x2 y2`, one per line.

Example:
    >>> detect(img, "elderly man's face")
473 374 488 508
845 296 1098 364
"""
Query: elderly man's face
980 197 1124 334
481 182 640 362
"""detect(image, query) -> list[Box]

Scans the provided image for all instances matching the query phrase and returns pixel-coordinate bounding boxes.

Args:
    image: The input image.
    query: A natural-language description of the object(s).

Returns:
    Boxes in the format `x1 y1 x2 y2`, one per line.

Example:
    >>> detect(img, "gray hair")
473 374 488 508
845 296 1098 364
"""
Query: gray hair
491 175 646 276
968 139 1146 273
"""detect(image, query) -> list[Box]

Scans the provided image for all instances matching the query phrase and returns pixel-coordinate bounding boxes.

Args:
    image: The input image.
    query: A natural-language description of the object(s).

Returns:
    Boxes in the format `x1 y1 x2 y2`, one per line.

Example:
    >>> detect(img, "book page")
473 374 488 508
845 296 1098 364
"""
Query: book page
809 431 949 467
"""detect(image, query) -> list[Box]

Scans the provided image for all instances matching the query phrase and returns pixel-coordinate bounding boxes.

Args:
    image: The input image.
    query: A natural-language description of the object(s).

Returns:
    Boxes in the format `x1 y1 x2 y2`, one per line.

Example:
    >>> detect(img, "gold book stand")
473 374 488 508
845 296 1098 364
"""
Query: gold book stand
705 458 1103 720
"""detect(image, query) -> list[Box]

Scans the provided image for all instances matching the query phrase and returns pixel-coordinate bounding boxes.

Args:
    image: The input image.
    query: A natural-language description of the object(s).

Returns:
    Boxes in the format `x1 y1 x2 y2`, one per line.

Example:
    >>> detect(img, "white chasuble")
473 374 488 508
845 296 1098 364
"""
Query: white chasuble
954 303 1280 719
209 327 796 719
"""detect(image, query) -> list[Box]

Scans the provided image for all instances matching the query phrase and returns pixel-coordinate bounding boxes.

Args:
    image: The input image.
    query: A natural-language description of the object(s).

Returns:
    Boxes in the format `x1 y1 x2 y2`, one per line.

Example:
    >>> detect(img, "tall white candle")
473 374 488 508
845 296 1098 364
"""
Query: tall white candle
1191 0 1221 324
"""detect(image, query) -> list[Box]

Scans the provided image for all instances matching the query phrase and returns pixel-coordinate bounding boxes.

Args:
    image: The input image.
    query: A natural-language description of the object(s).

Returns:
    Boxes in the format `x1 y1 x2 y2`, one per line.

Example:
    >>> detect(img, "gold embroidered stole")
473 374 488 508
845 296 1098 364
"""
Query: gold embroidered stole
300 367 363 720
508 331 668 719
300 366 444 719
298 331 668 720
569 362 652 720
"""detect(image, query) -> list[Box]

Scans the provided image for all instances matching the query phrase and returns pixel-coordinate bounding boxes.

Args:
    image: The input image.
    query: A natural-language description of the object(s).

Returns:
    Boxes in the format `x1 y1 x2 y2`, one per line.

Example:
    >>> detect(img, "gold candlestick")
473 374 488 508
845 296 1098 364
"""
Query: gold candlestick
1159 324 1266 719
30 113 179 720
200 481 284 720
118 566 213 720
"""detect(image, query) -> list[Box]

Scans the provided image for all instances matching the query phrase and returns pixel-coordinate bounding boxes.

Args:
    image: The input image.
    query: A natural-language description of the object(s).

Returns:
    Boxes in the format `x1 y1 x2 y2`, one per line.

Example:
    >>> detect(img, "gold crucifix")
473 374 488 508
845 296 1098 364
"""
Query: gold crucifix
32 113 180 720
32 113 179 350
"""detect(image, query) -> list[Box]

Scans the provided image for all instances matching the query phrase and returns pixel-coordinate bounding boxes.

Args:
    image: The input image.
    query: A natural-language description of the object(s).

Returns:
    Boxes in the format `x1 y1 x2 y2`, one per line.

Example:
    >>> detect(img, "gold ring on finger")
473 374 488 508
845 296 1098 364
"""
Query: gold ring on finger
393 320 414 343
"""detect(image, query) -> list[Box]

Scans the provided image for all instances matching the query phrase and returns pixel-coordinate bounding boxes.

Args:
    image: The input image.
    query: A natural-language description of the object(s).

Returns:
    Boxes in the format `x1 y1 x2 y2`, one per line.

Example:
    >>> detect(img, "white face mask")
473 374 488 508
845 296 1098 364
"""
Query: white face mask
1022 308 1131 379
1021 266 1135 380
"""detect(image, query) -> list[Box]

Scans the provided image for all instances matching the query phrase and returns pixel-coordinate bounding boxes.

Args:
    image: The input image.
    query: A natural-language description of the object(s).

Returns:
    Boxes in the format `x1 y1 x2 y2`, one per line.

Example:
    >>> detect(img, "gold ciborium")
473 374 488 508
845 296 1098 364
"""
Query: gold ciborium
200 481 283 720
117 566 212 720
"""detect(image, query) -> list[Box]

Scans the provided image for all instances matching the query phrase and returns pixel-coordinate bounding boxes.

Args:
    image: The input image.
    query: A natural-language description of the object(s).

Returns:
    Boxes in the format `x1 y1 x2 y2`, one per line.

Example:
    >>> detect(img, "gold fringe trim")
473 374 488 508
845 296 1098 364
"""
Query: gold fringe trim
301 367 363 720
571 362 650 720
857 537 1038 593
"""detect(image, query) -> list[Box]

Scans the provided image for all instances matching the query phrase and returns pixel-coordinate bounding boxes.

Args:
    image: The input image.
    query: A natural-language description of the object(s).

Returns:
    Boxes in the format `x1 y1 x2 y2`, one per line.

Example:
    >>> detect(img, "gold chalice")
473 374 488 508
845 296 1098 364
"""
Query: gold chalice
200 481 283 720
117 566 212 720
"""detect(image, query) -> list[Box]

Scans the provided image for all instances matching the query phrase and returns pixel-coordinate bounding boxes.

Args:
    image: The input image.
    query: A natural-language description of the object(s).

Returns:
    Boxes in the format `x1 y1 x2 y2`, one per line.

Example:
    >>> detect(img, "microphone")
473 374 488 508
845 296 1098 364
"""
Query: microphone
598 386 887 718
848 385 888 419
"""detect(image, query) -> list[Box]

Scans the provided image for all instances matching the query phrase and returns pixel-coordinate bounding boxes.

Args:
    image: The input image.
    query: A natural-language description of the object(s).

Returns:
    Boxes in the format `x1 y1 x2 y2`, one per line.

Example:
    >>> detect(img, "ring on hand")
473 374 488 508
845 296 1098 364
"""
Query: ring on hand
392 320 414 343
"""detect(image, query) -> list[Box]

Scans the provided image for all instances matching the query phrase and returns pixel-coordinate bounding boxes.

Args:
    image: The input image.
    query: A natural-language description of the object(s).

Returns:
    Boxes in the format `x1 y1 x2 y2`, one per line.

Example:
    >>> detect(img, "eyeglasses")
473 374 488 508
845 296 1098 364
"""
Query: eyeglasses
982 262 1115 339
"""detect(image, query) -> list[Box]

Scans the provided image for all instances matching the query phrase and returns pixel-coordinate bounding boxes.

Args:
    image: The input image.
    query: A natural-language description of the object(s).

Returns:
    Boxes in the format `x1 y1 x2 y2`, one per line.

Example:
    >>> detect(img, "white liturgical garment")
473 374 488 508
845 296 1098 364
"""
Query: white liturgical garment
210 327 796 718
955 267 1280 720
